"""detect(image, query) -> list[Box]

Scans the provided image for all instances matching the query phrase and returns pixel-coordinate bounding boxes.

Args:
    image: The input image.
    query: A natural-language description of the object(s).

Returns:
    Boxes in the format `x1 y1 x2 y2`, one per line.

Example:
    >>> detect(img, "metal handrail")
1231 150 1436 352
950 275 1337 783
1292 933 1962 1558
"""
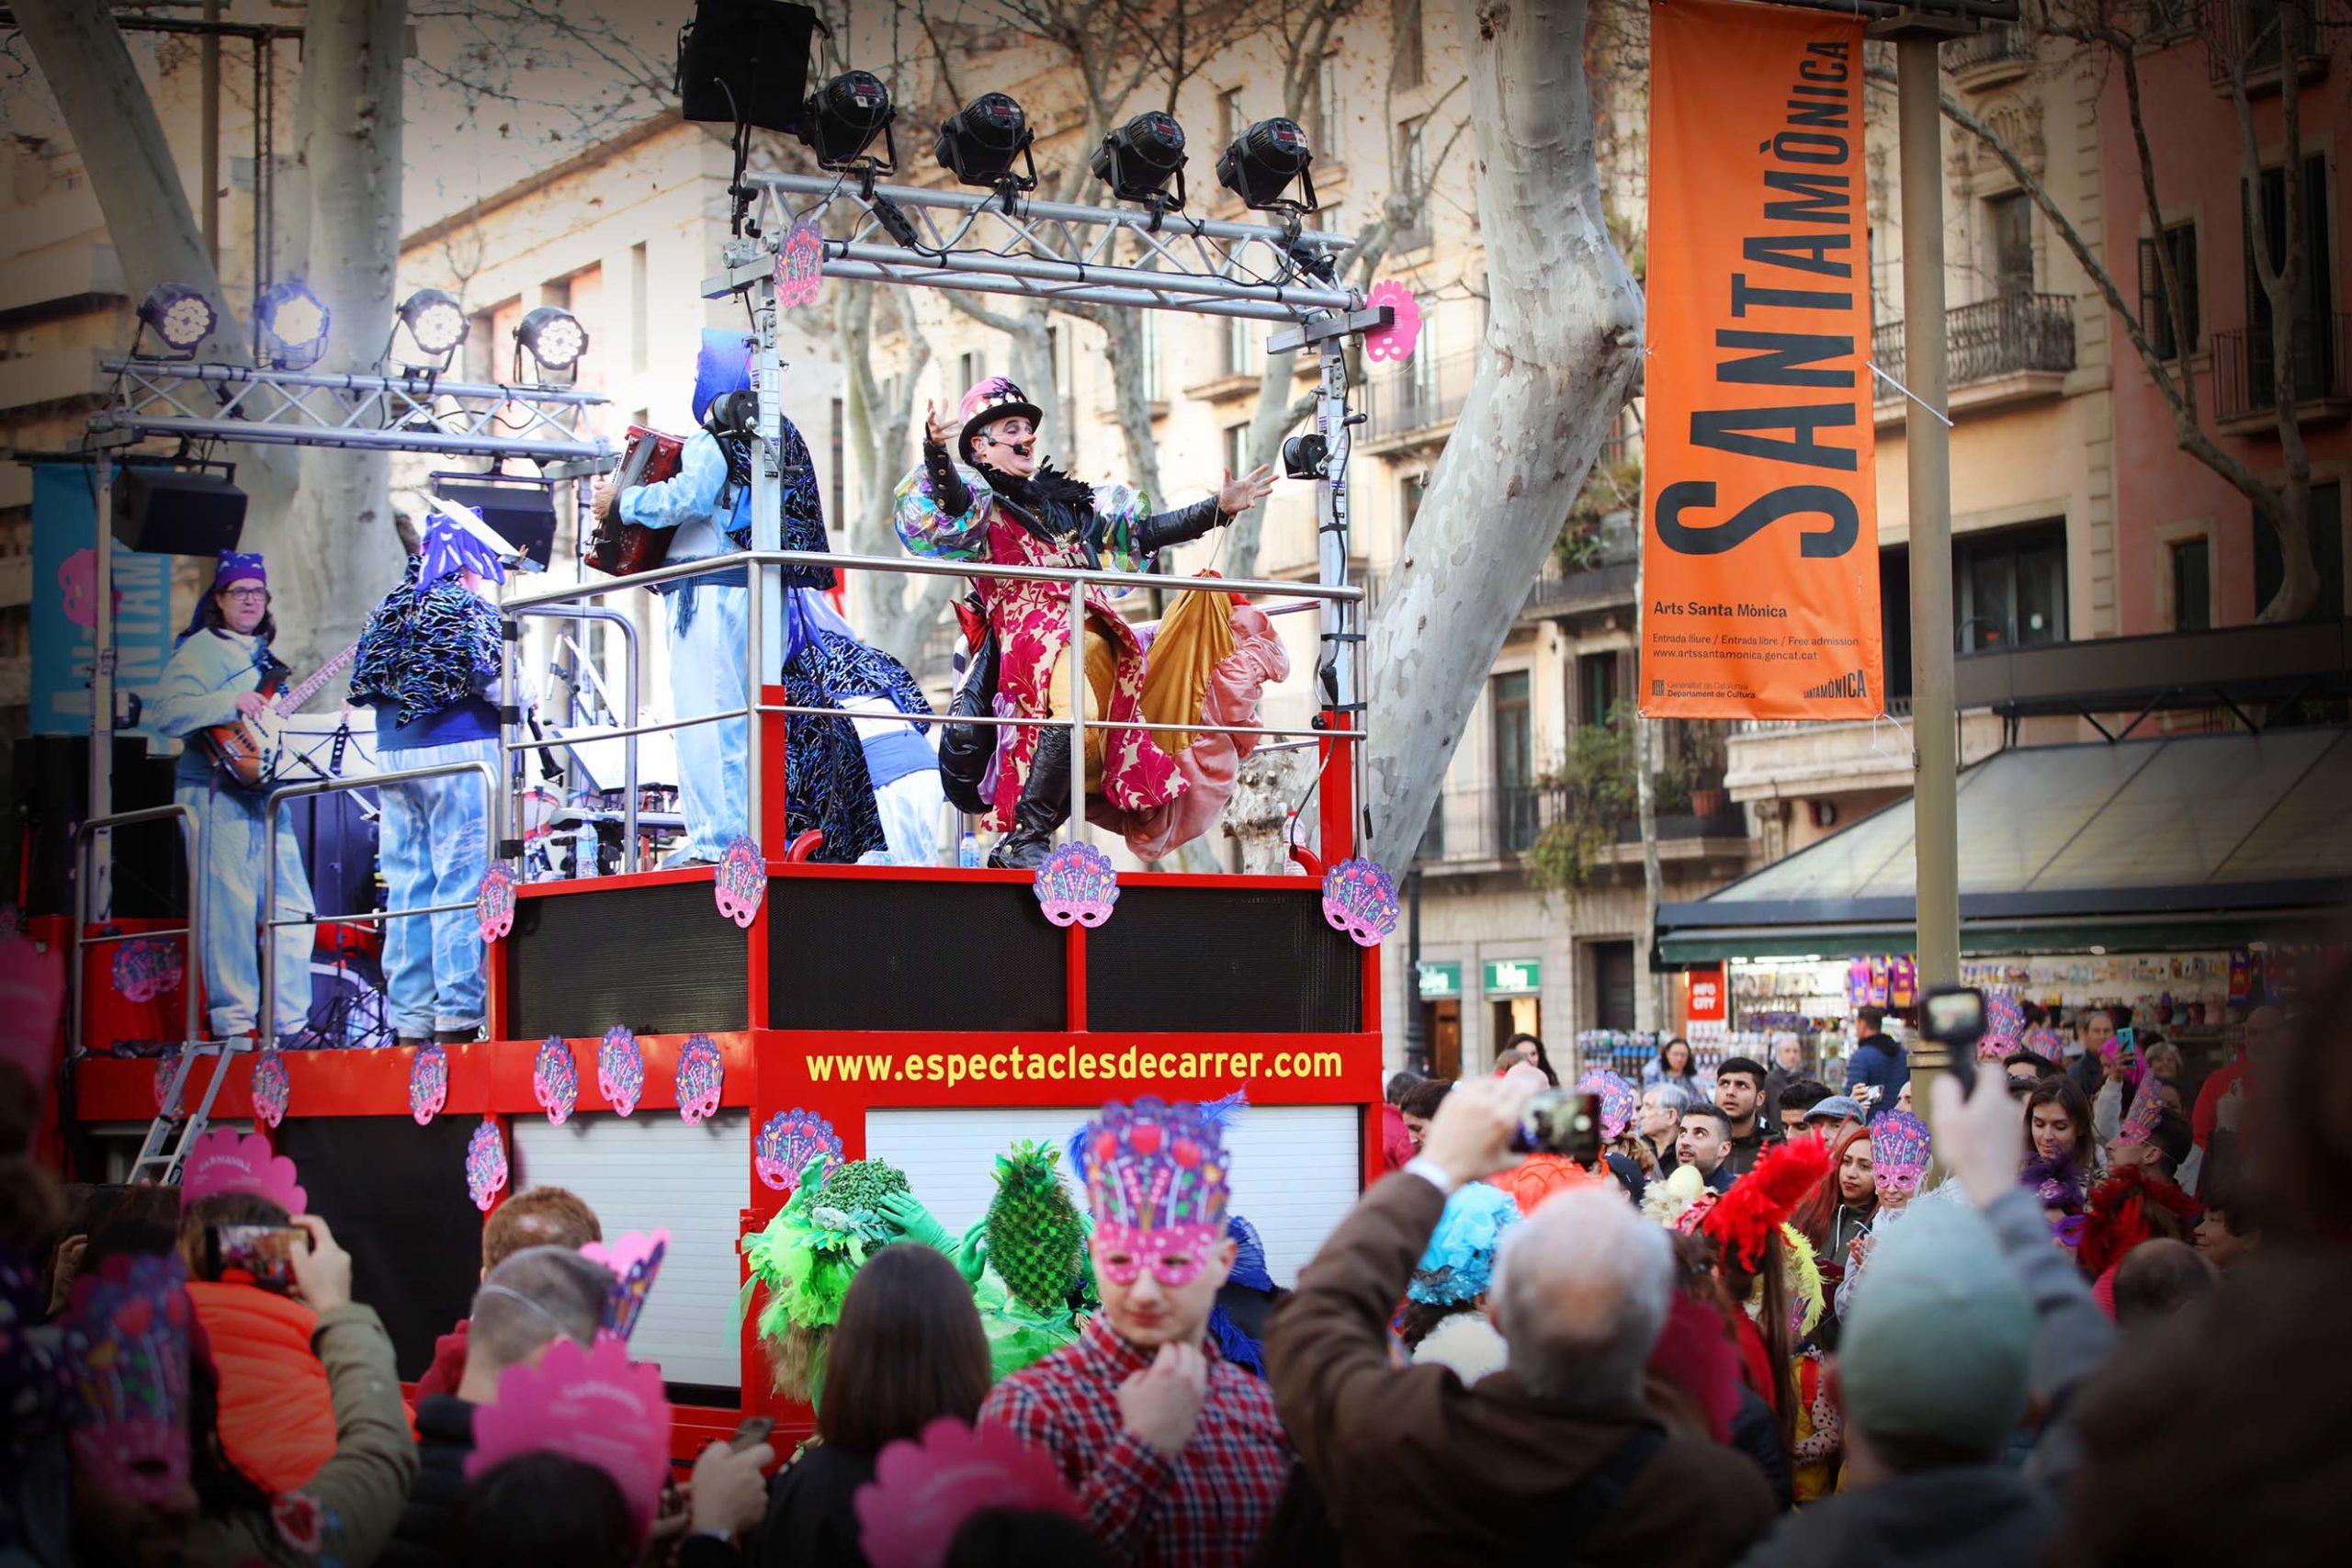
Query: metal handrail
71 804 202 1067
512 604 641 873
259 759 502 1044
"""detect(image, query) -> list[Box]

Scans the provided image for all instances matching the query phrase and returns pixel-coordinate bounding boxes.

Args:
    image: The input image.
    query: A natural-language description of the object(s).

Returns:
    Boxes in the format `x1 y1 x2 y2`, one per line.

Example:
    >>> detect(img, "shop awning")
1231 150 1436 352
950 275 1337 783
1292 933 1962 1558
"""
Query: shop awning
1657 728 2352 965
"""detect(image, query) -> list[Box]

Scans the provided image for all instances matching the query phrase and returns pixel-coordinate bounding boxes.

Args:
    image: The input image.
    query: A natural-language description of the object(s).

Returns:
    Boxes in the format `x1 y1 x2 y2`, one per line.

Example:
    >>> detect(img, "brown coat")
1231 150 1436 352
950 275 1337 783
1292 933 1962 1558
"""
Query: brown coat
1264 1173 1775 1568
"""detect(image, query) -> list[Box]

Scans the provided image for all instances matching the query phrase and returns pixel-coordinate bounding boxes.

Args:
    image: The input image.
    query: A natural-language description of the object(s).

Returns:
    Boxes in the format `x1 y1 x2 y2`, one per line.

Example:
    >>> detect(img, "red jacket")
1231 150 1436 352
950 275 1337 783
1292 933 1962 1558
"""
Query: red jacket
187 1280 337 1493
412 1315 471 1400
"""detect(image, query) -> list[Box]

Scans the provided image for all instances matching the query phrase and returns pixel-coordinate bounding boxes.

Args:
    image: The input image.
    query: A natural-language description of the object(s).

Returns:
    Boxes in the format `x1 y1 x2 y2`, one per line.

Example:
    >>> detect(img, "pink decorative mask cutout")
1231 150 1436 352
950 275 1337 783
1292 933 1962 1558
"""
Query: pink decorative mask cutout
1091 1218 1226 1288
714 835 765 928
580 1229 669 1341
533 1036 578 1124
675 1034 723 1125
1320 857 1398 947
598 1026 644 1117
466 1119 508 1212
854 1416 1082 1568
62 1253 193 1505
467 1336 673 1539
181 1127 306 1213
250 1048 290 1130
110 938 185 1003
1363 279 1423 364
1576 1067 1638 1142
2116 1077 2165 1148
58 547 120 630
475 863 517 943
754 1108 842 1193
153 1049 183 1116
1035 841 1118 928
1870 1110 1931 1195
410 1043 449 1125
775 220 826 310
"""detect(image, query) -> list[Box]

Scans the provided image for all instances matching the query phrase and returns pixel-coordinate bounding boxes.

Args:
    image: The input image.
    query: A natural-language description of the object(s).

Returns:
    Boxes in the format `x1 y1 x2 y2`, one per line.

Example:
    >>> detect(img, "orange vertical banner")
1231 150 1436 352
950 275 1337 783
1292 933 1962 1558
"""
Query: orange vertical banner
1640 0 1883 719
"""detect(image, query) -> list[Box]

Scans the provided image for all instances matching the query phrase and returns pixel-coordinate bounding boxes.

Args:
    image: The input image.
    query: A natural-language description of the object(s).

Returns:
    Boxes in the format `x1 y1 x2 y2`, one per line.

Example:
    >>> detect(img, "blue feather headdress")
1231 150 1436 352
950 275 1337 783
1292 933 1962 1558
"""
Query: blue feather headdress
692 328 754 424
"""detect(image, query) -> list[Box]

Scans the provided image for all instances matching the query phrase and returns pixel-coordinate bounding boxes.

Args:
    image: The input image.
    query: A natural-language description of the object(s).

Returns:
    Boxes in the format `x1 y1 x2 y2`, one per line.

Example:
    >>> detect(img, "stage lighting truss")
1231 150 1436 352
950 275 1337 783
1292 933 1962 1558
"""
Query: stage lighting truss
85 360 615 478
736 170 1358 325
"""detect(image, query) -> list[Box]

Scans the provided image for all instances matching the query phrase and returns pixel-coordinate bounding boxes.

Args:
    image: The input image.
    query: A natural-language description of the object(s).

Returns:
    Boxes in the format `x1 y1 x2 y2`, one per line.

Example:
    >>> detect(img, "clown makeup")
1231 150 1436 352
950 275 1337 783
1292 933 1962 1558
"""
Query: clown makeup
974 415 1039 476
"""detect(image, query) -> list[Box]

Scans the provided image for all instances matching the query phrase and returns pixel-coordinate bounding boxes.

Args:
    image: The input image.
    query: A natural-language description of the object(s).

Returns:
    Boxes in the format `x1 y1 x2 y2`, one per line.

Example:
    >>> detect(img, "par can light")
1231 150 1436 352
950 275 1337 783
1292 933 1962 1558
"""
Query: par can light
516 305 588 376
1217 117 1317 214
399 288 470 358
1091 111 1187 210
799 69 896 170
934 92 1036 192
136 283 219 356
254 279 331 369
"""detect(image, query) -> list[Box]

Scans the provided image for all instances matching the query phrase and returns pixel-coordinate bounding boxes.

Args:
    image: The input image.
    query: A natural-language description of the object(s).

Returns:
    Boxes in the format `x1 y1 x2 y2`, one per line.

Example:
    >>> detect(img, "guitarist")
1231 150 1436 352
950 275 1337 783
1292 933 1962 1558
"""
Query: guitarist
150 551 321 1048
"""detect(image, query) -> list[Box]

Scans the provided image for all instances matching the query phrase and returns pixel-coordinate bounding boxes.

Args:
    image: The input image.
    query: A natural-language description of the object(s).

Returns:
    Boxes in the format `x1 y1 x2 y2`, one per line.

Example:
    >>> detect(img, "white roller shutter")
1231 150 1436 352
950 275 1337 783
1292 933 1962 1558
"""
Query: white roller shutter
511 1111 749 1388
865 1104 1362 1288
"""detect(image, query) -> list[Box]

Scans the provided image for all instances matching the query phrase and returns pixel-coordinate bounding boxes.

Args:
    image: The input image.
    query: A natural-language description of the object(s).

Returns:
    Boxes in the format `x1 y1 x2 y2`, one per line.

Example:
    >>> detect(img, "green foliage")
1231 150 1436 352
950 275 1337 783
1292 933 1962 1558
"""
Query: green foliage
1557 455 1643 572
985 1141 1086 1312
1523 706 1640 898
820 1157 910 1217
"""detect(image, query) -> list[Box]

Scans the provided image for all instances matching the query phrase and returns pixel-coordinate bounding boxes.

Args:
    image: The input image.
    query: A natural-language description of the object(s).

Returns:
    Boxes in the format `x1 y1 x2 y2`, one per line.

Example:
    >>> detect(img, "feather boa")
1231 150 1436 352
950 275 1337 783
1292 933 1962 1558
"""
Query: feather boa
1702 1137 1834 1271
348 556 502 725
2076 1164 2201 1280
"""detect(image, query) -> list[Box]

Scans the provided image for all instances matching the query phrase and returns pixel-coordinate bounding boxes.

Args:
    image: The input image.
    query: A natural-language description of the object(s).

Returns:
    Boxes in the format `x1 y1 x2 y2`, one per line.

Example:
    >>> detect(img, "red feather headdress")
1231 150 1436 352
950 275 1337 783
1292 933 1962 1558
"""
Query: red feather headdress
1700 1136 1835 1271
2076 1165 2201 1280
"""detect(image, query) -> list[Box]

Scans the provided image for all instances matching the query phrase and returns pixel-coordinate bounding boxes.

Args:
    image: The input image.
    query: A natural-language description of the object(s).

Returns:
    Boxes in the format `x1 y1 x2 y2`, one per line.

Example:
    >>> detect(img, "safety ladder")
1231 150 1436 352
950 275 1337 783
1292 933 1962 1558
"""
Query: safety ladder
127 1039 246 1184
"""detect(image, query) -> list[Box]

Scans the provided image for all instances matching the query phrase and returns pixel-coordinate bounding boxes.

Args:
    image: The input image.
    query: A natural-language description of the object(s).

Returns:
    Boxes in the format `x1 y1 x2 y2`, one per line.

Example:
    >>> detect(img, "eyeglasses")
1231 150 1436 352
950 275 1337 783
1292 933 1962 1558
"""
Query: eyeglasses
220 586 269 603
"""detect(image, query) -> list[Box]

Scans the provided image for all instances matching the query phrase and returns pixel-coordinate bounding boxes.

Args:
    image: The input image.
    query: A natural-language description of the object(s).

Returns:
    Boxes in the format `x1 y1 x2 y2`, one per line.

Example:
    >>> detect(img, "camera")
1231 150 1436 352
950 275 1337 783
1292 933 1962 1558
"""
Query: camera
1918 985 1984 1093
1509 1090 1603 1164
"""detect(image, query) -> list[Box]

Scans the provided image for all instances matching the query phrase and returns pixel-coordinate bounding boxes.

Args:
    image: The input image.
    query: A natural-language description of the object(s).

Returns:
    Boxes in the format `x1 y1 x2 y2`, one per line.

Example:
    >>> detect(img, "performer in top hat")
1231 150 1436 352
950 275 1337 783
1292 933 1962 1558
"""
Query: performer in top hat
590 329 834 865
150 552 319 1046
895 378 1277 868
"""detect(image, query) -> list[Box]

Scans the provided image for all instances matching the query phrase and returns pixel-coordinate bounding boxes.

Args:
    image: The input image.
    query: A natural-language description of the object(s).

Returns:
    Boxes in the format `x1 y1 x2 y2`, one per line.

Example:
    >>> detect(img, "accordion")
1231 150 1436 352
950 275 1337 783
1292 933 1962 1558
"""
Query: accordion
587 425 687 576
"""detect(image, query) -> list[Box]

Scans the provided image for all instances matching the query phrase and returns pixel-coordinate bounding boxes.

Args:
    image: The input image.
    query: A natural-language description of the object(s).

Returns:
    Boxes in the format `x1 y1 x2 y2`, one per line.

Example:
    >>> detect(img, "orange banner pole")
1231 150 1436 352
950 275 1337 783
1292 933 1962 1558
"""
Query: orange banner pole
1640 0 1883 720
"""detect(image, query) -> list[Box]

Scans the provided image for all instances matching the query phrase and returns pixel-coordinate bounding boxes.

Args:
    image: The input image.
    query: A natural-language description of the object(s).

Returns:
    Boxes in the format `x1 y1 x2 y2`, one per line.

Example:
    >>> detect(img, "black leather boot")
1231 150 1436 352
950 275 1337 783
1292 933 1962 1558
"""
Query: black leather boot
989 728 1074 870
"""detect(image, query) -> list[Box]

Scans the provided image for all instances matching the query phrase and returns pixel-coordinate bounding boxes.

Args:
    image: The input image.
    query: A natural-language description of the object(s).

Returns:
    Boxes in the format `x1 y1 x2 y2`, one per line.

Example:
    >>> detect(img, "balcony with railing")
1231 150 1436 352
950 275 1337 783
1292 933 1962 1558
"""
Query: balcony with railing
1415 775 1748 872
2206 0 2329 91
1523 433 1642 618
1872 293 2075 423
1942 24 2034 90
2212 312 2351 431
1362 348 1477 455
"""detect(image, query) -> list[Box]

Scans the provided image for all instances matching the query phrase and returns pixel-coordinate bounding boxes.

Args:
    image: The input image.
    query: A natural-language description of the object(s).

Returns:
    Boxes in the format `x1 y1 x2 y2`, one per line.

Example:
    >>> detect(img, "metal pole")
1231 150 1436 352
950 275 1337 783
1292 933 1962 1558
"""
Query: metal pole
1404 868 1426 1074
1897 35 1961 1115
1068 578 1086 849
90 448 113 893
201 0 220 264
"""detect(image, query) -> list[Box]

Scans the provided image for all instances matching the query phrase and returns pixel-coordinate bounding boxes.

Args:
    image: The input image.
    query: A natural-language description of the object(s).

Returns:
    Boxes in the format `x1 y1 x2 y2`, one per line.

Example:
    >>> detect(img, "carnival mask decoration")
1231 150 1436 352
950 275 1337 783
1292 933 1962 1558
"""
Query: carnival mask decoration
410 1043 450 1125
466 1119 509 1212
676 1034 724 1125
1035 841 1118 928
475 863 517 943
1870 1109 1931 1196
534 1036 579 1124
581 1230 669 1342
1320 858 1399 946
754 1108 842 1194
1082 1098 1230 1288
250 1047 291 1130
714 835 766 928
1978 988 2027 1063
598 1026 644 1118
2115 1076 2165 1151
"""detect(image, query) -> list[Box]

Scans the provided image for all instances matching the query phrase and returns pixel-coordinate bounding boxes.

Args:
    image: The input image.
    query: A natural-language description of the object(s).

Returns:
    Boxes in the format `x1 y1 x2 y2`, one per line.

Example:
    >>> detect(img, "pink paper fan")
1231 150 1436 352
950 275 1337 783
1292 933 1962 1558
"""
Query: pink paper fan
1363 279 1423 363
467 1336 673 1538
182 1127 306 1214
854 1416 1082 1568
581 1228 669 1341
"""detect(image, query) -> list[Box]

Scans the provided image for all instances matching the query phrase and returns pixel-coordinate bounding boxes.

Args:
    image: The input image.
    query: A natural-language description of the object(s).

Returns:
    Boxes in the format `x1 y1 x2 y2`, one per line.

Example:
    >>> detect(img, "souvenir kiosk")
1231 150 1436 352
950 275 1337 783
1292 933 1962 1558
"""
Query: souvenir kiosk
59 165 1408 1440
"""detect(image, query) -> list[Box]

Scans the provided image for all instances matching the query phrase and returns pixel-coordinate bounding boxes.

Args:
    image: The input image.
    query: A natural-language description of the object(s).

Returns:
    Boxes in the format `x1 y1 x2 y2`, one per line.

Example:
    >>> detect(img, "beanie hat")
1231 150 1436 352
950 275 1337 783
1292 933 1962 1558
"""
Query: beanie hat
1838 1198 2031 1457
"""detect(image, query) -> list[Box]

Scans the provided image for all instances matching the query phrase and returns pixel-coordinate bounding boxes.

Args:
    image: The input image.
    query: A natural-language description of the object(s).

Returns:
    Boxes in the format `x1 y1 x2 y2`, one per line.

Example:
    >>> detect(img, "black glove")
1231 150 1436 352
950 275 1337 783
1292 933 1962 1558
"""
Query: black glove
1133 495 1227 557
922 440 975 516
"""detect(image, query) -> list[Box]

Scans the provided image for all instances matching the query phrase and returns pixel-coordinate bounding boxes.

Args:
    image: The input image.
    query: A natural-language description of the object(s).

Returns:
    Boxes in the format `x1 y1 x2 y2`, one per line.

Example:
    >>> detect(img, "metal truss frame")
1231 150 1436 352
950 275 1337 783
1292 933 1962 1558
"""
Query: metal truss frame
740 171 1362 323
87 359 616 477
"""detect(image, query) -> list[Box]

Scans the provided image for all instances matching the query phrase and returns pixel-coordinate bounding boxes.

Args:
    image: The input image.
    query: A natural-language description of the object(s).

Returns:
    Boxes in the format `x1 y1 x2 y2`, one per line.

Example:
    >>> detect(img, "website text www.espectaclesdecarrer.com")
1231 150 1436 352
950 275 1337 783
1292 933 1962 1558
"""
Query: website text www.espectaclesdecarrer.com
804 1045 1348 1088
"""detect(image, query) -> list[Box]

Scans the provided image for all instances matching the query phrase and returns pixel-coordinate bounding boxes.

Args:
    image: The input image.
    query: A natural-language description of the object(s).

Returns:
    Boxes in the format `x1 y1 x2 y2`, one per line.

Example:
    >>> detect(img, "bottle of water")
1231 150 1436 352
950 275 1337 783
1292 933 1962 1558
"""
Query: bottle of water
573 819 601 879
957 829 982 869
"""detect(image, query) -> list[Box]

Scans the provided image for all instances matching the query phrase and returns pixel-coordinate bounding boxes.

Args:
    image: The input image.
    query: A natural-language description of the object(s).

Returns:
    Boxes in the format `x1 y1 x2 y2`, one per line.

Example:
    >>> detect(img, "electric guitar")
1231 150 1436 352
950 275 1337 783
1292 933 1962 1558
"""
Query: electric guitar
201 639 360 790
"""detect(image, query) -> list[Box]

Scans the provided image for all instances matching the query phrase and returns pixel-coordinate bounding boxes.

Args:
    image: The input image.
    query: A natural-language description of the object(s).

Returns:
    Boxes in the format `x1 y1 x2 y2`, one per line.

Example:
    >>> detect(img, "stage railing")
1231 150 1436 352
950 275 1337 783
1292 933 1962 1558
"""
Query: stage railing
72 804 204 1068
511 604 643 874
258 759 503 1045
498 547 1366 864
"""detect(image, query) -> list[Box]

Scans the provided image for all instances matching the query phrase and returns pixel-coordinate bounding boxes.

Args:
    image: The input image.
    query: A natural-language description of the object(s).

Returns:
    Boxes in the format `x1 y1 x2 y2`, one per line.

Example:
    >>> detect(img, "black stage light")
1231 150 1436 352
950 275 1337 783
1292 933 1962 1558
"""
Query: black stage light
515 306 589 380
1091 111 1187 209
397 288 470 366
675 0 818 132
799 70 896 171
1217 117 1317 213
934 92 1037 192
136 283 219 358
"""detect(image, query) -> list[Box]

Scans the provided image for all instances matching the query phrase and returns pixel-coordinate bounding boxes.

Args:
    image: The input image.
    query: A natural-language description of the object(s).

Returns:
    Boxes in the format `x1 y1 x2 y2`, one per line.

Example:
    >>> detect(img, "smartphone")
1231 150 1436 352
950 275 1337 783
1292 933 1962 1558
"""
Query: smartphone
1509 1091 1602 1164
207 1223 305 1291
728 1416 774 1453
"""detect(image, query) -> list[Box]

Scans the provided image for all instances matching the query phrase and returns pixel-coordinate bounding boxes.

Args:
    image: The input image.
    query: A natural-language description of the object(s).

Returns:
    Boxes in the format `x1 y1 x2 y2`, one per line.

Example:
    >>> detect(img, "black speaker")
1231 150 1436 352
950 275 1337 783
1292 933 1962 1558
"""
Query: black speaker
9 737 184 919
429 476 558 570
111 468 247 556
675 0 817 132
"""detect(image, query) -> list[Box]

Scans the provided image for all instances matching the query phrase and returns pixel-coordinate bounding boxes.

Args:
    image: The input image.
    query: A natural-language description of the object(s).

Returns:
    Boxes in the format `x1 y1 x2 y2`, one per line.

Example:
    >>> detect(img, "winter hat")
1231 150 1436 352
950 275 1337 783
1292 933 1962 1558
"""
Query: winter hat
183 551 267 636
957 377 1044 464
1839 1198 2032 1457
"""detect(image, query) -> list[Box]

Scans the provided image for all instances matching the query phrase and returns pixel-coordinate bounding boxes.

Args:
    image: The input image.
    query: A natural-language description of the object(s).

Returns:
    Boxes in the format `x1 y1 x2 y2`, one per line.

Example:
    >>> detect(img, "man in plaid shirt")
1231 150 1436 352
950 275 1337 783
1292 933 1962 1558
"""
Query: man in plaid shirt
981 1100 1290 1565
